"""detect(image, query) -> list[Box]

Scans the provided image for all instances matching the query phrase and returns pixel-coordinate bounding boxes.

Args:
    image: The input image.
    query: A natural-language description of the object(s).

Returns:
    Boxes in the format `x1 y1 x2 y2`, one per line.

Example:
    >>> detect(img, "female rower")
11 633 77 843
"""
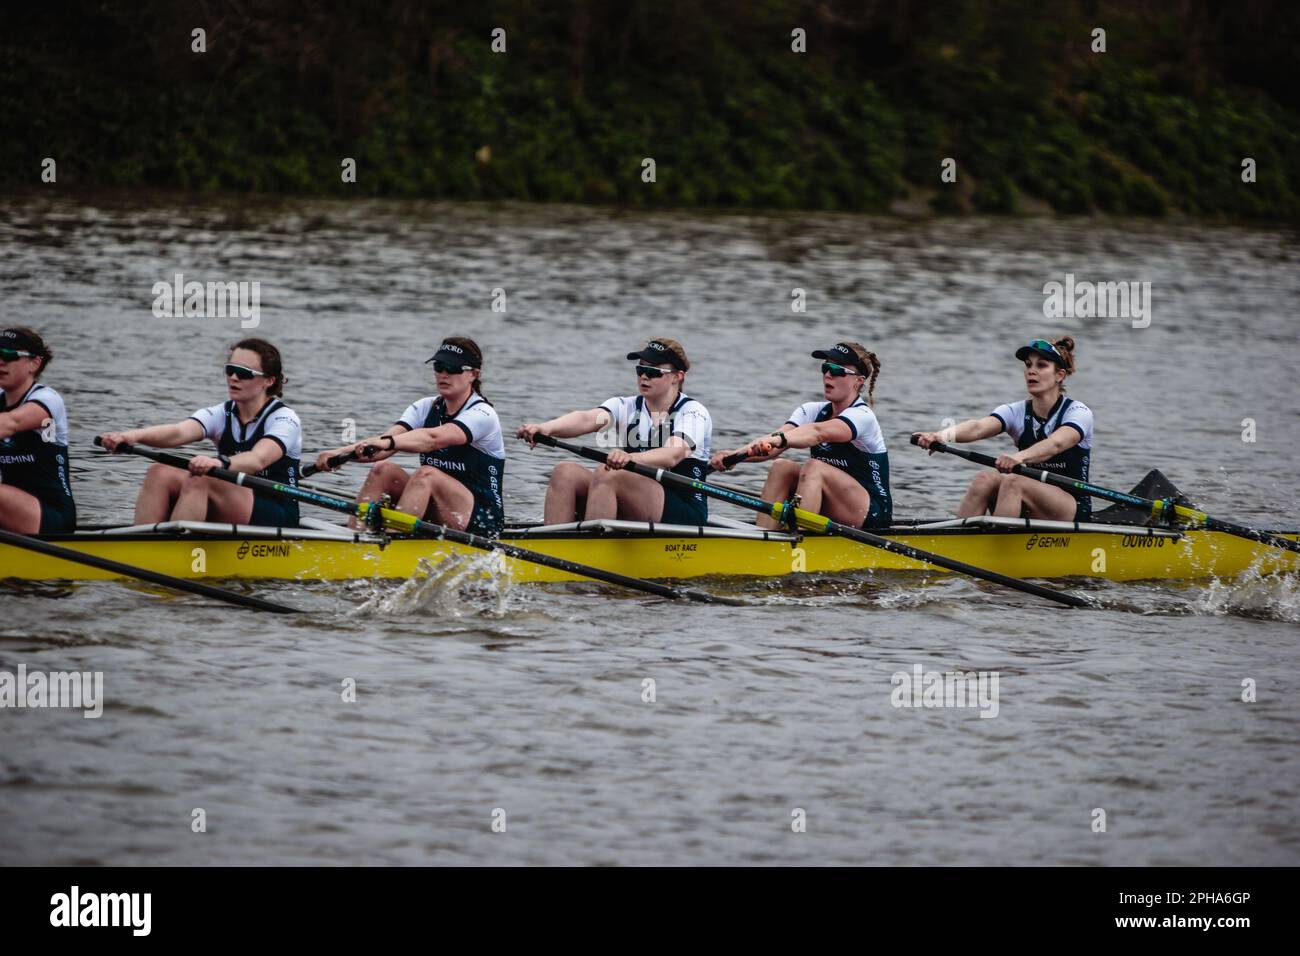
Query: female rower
912 336 1092 521
517 338 712 525
315 337 505 536
99 338 301 527
710 341 891 530
0 327 75 533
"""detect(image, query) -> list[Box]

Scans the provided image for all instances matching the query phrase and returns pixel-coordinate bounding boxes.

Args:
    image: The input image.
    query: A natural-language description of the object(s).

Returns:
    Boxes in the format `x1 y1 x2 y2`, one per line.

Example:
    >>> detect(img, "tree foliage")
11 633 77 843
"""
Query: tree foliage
3 0 1296 219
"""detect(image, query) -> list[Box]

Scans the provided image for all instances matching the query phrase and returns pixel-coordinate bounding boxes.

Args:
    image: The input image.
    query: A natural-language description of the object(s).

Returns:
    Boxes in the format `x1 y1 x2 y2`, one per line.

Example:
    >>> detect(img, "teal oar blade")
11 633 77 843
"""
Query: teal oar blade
910 436 1300 556
528 434 1091 608
95 439 744 606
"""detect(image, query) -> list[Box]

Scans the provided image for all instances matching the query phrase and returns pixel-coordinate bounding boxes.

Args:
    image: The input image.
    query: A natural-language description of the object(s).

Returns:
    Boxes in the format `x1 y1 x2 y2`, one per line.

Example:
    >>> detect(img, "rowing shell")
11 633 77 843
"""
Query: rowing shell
3 517 1297 583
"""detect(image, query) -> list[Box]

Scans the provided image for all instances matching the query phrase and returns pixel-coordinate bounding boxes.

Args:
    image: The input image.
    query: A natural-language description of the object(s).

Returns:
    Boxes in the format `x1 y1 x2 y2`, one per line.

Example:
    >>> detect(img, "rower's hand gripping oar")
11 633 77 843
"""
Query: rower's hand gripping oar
528 434 1090 608
718 450 751 471
910 436 1300 556
301 449 358 478
99 439 745 606
304 438 417 478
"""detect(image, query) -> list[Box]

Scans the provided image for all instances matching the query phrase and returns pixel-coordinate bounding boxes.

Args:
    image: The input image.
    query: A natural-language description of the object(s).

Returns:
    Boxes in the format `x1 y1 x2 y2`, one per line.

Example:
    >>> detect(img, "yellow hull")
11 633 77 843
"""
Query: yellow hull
4 526 1298 583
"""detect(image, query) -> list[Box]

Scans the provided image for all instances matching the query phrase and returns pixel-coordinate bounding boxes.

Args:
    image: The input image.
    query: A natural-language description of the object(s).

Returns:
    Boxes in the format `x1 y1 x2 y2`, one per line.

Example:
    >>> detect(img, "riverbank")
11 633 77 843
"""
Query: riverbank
3 2 1298 221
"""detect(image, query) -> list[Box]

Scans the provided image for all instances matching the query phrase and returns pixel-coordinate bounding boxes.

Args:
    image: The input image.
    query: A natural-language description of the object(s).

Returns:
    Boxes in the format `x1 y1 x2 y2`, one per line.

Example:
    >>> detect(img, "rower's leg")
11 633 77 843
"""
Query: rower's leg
0 485 42 534
956 472 1004 517
134 462 187 523
544 462 594 524
171 475 255 523
352 461 411 530
993 475 1077 520
790 459 829 518
584 469 664 522
797 460 872 527
396 466 476 531
756 459 800 529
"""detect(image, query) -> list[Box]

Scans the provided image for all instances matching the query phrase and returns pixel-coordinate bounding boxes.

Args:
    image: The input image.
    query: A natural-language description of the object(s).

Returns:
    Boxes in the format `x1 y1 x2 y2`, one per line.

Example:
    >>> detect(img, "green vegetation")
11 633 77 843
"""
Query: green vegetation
3 1 1297 220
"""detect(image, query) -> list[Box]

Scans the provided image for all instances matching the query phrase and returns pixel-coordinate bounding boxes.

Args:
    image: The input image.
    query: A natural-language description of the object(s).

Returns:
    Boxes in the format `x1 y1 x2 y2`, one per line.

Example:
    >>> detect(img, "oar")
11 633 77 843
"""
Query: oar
529 434 1090 608
97 439 742 606
0 527 299 614
910 436 1300 555
301 447 358 478
717 450 751 471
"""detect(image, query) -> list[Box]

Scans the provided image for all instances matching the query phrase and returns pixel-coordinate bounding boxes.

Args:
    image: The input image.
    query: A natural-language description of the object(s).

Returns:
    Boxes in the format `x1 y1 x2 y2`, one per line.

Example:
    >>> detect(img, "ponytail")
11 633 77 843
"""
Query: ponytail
1052 336 1076 375
1051 335 1076 391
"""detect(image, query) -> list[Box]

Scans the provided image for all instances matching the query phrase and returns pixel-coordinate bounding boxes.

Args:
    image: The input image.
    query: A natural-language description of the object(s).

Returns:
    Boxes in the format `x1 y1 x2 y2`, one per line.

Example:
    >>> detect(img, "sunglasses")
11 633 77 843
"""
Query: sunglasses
1024 339 1061 358
433 361 473 374
636 364 675 379
225 363 270 380
0 348 35 362
821 361 861 378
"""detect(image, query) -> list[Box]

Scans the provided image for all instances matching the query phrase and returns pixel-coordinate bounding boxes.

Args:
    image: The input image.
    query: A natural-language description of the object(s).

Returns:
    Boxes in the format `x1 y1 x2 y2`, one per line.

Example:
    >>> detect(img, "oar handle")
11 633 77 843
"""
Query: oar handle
721 450 750 469
911 435 1095 495
302 449 358 478
96 436 247 483
530 432 600 460
910 434 1002 470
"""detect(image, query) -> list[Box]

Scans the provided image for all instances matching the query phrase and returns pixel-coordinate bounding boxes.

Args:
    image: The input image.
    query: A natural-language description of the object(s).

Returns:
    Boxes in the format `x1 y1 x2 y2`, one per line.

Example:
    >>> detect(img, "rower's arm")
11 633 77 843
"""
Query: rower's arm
125 420 206 448
540 408 611 437
733 424 796 462
228 436 287 473
391 422 468 454
631 435 691 469
1014 425 1081 466
783 418 853 449
949 416 1004 443
321 424 403 461
0 401 49 440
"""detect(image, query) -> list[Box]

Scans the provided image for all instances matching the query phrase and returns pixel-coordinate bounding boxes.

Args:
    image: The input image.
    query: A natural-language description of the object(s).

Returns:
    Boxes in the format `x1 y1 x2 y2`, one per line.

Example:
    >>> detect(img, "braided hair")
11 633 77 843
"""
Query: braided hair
843 341 881 407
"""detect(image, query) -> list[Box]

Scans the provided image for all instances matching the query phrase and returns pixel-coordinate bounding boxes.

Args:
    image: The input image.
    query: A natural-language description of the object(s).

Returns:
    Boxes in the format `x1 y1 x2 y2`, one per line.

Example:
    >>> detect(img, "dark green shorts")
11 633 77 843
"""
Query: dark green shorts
250 493 299 528
39 499 77 534
466 500 504 538
658 487 708 526
861 506 892 530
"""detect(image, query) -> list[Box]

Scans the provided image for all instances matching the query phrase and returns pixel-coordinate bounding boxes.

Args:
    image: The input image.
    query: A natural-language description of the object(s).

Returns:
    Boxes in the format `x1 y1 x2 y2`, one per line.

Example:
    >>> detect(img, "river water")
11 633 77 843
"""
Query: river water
2 192 1298 865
